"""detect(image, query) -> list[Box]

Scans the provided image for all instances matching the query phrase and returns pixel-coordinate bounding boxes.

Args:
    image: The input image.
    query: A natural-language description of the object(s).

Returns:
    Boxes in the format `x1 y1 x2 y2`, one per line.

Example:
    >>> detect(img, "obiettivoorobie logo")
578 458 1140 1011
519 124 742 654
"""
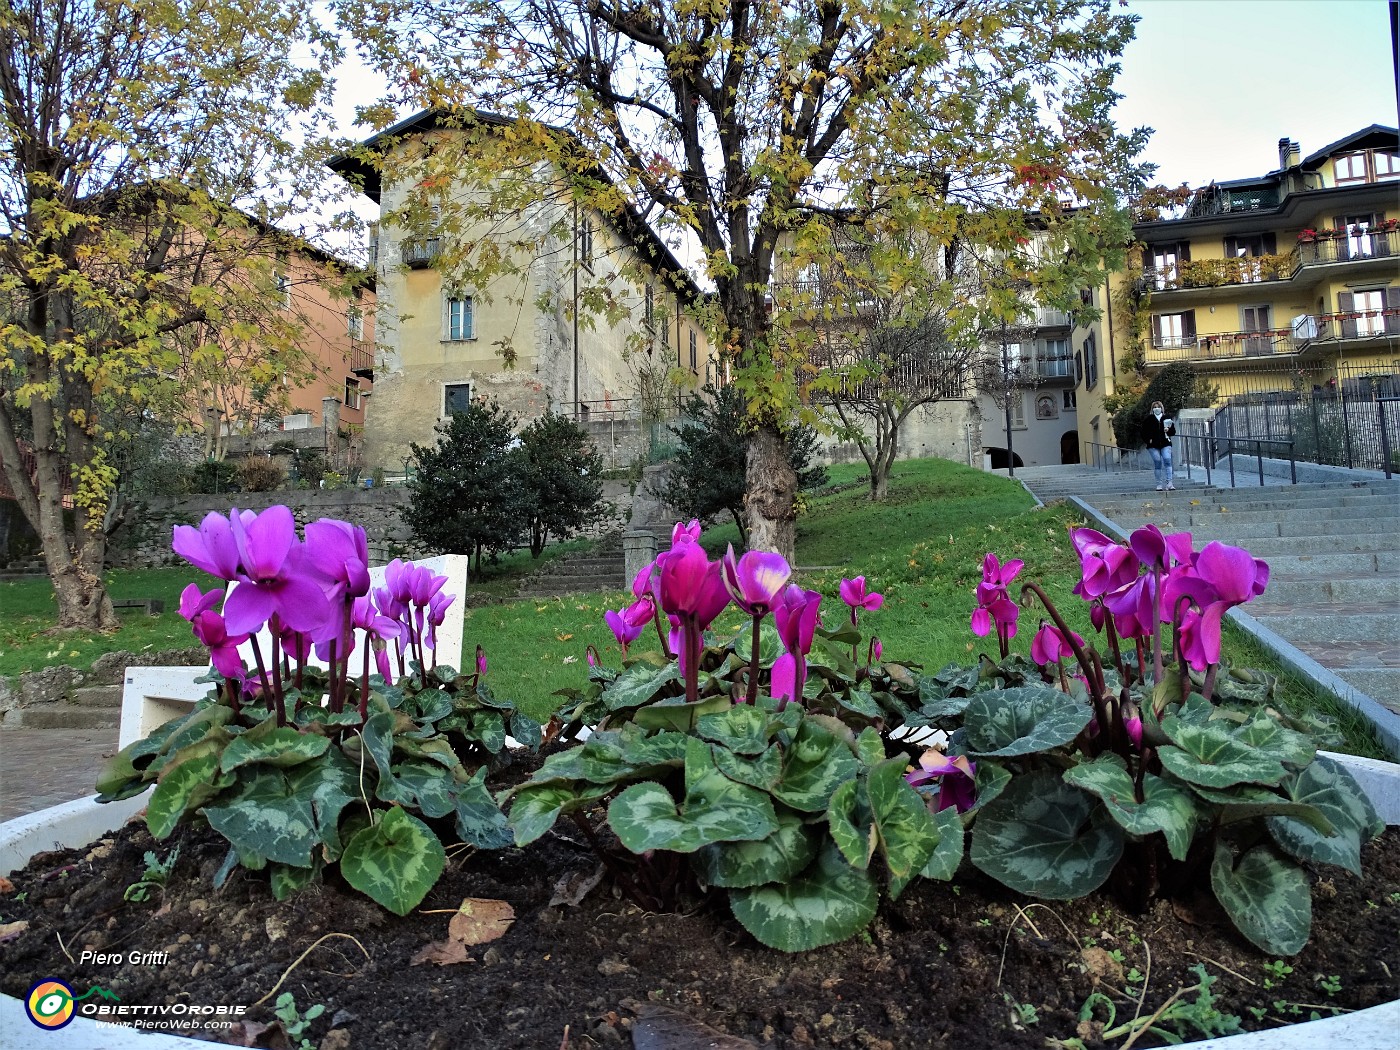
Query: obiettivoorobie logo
24 979 120 1030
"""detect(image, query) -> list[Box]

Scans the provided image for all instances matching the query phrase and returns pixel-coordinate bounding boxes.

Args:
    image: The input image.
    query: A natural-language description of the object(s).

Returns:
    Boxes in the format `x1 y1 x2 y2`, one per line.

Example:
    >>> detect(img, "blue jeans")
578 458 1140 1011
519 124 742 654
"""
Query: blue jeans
1148 445 1173 486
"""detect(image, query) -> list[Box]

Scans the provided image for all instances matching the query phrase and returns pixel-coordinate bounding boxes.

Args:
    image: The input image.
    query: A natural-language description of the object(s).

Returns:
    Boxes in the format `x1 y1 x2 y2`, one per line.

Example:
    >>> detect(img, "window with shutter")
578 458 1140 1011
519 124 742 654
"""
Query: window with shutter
1337 291 1357 340
1351 289 1385 337
1386 288 1400 336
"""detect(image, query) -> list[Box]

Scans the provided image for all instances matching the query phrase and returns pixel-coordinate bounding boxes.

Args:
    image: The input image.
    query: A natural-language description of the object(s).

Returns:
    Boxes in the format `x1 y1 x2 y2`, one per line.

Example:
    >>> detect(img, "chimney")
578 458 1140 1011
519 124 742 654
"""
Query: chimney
1278 137 1301 169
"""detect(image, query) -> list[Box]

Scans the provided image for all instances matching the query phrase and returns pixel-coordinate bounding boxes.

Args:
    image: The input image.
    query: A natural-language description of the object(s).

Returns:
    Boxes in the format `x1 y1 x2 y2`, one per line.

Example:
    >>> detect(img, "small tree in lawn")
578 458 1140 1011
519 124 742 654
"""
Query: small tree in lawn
662 386 827 546
406 400 528 571
517 412 607 558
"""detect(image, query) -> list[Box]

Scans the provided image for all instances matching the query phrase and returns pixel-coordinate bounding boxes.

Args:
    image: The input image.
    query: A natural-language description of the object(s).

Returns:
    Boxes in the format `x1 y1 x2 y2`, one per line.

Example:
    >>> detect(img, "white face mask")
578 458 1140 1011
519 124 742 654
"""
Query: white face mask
1153 409 1163 418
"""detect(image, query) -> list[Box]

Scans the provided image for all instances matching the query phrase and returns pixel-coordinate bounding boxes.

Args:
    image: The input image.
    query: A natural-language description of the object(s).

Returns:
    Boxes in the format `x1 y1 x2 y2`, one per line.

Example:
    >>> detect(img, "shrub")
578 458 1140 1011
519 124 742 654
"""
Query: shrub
235 457 286 492
517 412 608 557
189 459 240 493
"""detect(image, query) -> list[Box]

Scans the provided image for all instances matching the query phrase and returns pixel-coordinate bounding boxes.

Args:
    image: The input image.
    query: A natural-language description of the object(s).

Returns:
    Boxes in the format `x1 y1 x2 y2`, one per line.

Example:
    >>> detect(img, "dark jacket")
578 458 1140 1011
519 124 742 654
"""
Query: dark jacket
1142 413 1175 450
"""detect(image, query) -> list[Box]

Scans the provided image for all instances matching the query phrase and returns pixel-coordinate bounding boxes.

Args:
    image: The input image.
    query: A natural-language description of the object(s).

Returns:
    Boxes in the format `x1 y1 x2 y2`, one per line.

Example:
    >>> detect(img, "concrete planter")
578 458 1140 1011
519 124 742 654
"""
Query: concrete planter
2 754 1398 1049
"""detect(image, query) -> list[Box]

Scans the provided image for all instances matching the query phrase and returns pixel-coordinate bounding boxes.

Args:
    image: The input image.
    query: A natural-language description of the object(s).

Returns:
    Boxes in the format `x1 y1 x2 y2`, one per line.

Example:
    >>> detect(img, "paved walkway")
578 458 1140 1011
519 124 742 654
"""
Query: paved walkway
0 727 120 821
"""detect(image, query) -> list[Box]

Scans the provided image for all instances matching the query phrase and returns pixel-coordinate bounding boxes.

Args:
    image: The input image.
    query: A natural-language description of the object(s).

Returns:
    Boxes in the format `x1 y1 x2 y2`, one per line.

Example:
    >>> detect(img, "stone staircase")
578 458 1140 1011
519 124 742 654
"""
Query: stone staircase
3 684 123 730
515 537 628 599
0 556 45 580
1085 480 1400 725
1010 464 1208 505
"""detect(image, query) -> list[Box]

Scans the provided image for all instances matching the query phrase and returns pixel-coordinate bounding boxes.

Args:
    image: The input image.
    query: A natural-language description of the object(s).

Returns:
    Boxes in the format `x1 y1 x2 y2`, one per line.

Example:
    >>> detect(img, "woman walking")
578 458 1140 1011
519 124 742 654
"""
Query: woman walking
1143 400 1176 491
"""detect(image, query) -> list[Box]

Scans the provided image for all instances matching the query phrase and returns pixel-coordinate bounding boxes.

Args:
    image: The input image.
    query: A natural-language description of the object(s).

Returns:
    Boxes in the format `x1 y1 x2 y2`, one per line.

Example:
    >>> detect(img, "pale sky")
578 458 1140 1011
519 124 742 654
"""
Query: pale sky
1113 0 1397 187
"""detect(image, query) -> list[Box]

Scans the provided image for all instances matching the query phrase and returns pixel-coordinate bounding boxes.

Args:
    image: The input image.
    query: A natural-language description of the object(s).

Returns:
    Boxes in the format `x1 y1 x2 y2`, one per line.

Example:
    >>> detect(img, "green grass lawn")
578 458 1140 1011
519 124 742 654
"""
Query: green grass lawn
1 458 1386 759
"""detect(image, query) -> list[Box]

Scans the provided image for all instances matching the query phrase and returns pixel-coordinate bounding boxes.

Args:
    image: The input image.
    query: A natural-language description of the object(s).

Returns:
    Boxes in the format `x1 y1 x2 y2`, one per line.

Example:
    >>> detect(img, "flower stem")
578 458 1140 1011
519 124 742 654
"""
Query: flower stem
745 613 762 706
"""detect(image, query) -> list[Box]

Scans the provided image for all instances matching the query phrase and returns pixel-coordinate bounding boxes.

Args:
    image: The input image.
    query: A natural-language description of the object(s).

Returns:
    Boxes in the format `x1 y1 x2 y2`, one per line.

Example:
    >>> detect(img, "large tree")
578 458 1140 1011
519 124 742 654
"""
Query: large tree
0 0 343 628
338 0 1147 558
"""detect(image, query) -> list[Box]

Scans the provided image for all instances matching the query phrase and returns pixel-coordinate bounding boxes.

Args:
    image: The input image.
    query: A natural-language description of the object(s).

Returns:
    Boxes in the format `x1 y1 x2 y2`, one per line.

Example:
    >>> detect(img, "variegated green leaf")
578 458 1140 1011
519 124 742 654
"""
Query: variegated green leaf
286 748 360 861
1267 754 1382 876
1158 719 1289 789
203 768 320 867
453 767 513 849
826 778 876 870
379 759 456 817
696 706 772 755
693 810 818 889
507 781 610 846
1063 754 1201 862
970 770 1123 899
920 807 965 881
147 736 233 839
269 860 320 901
962 686 1092 757
221 725 329 772
603 660 682 711
340 807 446 916
770 717 860 812
1210 842 1310 955
868 758 939 897
729 843 878 952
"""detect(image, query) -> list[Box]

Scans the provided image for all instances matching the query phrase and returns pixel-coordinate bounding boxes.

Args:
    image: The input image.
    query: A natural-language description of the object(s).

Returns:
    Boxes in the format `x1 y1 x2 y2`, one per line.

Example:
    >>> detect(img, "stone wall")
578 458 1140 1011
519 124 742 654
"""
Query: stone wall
817 399 983 469
0 648 206 728
110 478 639 569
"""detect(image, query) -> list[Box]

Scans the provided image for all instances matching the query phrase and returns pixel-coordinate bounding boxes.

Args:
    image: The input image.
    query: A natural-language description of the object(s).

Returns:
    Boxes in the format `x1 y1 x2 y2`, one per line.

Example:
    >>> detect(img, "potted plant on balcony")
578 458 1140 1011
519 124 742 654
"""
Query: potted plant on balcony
1296 228 1317 244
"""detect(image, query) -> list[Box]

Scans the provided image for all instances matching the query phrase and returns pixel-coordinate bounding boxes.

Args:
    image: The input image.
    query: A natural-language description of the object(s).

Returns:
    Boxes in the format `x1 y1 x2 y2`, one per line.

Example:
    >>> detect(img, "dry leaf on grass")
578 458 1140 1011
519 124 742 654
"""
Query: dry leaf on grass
411 898 515 966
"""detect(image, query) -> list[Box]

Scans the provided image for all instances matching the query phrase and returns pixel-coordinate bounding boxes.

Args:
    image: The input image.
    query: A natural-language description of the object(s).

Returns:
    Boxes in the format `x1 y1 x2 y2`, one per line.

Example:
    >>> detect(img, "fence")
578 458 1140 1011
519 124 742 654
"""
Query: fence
1214 390 1400 475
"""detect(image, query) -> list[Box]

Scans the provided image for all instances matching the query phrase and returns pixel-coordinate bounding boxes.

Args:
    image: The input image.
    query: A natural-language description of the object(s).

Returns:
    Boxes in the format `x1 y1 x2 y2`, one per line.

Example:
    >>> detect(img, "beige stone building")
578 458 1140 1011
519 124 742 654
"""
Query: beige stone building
330 110 716 470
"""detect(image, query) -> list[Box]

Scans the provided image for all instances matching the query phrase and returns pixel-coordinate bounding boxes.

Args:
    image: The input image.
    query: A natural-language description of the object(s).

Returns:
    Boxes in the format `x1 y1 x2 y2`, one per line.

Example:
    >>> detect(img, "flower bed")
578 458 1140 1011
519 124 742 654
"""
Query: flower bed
2 506 1398 1046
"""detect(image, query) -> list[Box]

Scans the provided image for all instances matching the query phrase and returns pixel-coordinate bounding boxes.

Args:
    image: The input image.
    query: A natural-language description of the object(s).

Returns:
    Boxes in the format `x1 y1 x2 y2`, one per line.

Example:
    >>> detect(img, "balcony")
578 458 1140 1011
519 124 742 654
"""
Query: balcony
1142 227 1399 295
349 341 374 380
1028 354 1074 383
1146 308 1400 367
401 237 440 269
1185 184 1280 219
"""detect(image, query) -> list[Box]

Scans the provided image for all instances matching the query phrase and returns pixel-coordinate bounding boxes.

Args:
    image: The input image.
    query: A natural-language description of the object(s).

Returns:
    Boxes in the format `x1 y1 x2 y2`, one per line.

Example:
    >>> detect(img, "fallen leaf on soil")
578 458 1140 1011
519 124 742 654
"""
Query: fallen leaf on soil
1080 946 1123 985
627 1002 760 1050
0 876 14 894
411 897 515 966
0 920 29 941
222 1018 285 1048
550 864 605 908
319 1028 352 1050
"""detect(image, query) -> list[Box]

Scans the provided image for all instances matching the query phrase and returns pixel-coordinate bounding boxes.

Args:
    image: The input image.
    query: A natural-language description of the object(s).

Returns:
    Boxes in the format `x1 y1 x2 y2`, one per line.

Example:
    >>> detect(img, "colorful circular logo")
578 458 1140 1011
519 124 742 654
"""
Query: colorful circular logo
26 979 76 1030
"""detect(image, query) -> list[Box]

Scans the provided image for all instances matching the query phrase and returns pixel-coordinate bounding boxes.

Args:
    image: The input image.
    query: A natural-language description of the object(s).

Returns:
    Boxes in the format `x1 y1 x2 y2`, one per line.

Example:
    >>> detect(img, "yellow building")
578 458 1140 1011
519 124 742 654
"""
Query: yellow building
330 110 716 470
1080 125 1399 453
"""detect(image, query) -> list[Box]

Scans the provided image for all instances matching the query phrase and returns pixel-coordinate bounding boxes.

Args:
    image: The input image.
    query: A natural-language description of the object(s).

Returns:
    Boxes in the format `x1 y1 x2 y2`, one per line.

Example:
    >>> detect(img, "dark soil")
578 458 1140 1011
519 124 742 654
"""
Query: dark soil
2 802 1397 1050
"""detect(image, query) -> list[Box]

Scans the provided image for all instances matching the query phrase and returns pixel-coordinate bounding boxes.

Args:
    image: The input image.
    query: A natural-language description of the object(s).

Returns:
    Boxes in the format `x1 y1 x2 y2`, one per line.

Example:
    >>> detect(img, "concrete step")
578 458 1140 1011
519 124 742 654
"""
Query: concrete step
1185 505 1400 528
1184 517 1397 544
517 575 623 596
1255 613 1400 644
1263 551 1400 575
72 685 124 708
539 557 625 573
1338 669 1400 709
1259 575 1400 605
5 706 120 730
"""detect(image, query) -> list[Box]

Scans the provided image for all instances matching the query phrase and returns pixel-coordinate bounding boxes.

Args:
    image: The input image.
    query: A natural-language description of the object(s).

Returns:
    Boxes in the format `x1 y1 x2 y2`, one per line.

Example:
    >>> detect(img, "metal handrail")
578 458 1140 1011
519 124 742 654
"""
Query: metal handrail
1221 437 1296 488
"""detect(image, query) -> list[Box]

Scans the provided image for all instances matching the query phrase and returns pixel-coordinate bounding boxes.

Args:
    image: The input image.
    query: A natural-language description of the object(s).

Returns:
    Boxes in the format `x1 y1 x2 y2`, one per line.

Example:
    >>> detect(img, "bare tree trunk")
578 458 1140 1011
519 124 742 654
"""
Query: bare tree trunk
744 425 796 561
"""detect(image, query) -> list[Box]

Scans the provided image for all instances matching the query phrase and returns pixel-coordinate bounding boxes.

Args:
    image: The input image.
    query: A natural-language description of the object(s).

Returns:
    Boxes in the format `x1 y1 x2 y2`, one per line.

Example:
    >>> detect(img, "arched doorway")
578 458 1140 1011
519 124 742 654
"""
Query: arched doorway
1060 431 1081 465
985 447 1024 470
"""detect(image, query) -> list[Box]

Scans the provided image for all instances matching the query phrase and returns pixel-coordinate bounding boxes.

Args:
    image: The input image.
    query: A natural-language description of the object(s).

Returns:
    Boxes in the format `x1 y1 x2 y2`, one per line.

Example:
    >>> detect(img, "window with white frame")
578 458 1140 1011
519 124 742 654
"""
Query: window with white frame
344 378 361 410
1063 389 1077 411
443 382 473 417
1353 289 1385 336
644 284 655 329
347 306 364 340
1151 311 1196 348
689 330 698 372
275 272 292 309
1334 153 1369 185
660 312 670 348
445 296 474 341
1377 151 1400 179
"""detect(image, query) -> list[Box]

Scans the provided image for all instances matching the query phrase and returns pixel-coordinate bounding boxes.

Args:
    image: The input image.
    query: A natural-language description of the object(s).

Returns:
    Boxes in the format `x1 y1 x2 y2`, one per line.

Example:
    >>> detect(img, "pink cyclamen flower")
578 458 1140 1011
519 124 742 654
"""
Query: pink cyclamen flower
179 583 249 680
1167 542 1270 665
905 751 978 813
1030 622 1083 665
971 554 1021 641
476 645 488 677
172 511 245 581
671 519 702 546
773 584 822 659
1069 527 1138 601
303 518 371 601
721 545 792 617
839 576 884 625
222 506 331 636
604 599 650 654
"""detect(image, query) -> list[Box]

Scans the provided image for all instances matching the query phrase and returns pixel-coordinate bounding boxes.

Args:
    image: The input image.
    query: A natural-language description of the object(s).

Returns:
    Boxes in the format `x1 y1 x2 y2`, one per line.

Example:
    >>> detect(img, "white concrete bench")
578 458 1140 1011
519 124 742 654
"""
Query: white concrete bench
119 554 469 748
